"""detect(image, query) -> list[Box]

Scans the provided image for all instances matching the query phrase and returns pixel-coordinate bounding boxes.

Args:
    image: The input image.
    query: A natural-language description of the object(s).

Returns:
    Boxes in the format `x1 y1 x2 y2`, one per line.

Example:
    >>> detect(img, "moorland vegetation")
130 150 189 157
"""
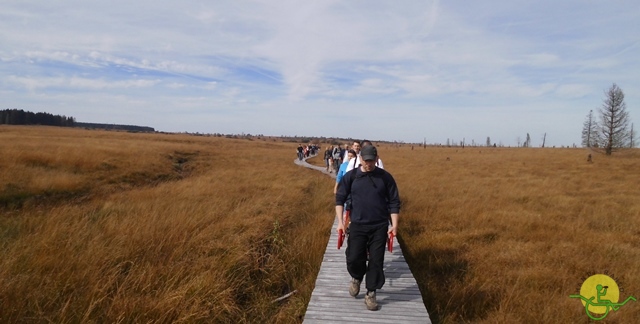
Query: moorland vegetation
1 126 639 323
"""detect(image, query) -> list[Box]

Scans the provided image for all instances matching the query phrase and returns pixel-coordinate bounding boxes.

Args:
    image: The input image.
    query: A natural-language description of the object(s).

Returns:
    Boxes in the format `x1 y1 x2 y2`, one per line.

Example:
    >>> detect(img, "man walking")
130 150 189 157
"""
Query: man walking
335 145 400 311
324 145 334 172
332 145 342 172
296 144 304 160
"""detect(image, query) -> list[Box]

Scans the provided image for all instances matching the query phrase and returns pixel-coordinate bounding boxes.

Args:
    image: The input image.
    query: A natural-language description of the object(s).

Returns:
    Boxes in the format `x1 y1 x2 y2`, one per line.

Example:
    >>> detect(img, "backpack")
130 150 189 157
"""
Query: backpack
343 167 392 211
347 167 391 189
332 147 341 159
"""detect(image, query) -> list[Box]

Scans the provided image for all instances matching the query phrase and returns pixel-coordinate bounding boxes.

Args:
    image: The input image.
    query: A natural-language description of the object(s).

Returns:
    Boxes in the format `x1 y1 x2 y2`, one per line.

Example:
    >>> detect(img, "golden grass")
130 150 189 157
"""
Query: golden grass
383 146 640 323
0 126 334 323
1 126 639 323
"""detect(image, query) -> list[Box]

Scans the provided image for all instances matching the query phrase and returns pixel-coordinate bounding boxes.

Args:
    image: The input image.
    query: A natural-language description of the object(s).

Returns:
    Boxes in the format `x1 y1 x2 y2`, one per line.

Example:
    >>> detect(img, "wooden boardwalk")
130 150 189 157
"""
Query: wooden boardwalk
295 157 431 323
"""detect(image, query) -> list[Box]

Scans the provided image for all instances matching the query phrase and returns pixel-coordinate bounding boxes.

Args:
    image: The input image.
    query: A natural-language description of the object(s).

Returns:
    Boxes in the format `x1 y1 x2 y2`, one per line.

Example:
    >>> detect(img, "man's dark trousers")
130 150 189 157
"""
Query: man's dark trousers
345 222 388 291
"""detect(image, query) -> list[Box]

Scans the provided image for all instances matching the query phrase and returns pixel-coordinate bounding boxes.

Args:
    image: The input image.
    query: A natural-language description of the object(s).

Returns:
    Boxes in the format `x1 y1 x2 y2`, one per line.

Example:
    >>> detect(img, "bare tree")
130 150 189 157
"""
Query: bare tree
486 136 491 147
541 133 547 148
523 133 531 147
630 123 637 148
581 110 599 147
599 83 631 155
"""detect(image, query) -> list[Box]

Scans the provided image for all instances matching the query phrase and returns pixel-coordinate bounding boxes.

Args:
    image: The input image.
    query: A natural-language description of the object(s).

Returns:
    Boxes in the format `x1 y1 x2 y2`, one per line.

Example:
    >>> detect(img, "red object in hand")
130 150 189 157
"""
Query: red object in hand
338 229 345 249
387 232 394 253
337 210 350 250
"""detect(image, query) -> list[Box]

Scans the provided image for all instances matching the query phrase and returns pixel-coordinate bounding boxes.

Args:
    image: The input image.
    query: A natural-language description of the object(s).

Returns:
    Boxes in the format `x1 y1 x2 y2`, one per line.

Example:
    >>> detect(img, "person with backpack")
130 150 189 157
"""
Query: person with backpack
332 145 342 172
324 146 334 173
344 140 361 171
335 145 400 311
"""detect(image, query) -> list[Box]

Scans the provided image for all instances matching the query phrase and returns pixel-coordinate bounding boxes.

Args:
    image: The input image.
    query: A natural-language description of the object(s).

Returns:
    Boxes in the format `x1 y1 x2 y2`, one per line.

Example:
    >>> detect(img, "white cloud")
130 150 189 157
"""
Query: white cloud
0 0 638 146
7 75 159 91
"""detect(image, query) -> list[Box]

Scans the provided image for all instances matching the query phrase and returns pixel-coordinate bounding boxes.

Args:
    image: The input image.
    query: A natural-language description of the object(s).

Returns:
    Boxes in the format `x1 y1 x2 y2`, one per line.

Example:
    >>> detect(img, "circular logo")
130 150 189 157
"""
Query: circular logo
570 273 636 320
579 274 620 314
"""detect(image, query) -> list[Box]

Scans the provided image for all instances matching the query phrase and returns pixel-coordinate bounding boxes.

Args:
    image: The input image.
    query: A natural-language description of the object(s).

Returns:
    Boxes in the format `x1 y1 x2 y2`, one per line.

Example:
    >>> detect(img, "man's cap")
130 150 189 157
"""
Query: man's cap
361 145 377 161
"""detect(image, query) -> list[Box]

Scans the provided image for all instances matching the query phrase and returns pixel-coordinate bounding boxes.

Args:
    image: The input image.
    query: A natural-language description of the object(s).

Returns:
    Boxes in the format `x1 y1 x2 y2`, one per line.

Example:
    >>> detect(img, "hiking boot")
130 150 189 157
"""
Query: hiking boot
365 290 379 311
349 278 361 297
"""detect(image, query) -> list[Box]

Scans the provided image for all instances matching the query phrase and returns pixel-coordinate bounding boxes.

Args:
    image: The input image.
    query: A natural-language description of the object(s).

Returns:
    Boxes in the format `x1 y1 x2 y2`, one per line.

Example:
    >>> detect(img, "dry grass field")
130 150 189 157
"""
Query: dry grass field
1 126 639 323
0 126 334 323
383 145 640 323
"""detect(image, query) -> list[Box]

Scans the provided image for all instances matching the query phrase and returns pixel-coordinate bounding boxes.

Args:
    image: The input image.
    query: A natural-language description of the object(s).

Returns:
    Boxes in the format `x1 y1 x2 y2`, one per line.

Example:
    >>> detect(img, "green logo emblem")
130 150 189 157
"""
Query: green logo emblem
570 274 636 320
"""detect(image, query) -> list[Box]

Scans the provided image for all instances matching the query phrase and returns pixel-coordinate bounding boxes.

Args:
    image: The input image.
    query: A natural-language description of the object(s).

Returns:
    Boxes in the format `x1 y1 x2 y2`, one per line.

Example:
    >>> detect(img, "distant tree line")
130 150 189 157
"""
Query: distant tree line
75 122 154 132
1 109 75 127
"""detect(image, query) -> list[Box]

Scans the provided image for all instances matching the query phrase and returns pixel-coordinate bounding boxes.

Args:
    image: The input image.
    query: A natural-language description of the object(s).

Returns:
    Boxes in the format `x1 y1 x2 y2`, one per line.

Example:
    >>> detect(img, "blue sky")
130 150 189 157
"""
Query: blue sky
1 0 638 146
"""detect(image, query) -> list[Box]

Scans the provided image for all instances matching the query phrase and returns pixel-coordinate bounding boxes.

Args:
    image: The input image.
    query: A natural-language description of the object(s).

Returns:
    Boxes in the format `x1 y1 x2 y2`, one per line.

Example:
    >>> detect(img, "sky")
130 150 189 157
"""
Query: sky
1 0 638 147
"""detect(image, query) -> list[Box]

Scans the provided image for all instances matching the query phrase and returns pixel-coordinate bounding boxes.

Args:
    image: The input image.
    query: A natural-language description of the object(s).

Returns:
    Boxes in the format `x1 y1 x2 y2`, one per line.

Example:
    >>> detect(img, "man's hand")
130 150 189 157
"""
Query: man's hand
387 224 396 253
337 220 345 234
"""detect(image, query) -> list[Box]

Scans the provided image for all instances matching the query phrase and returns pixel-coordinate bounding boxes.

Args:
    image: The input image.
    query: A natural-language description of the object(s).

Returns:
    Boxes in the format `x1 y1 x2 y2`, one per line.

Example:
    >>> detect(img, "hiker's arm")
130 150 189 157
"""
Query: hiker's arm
389 213 398 236
335 205 345 231
386 175 401 214
386 173 400 236
335 176 350 232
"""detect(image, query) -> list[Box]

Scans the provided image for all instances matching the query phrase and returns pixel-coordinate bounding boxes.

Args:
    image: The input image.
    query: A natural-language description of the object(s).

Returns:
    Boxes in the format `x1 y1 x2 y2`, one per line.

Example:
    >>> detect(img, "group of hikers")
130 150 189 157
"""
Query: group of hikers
298 139 399 311
296 144 320 161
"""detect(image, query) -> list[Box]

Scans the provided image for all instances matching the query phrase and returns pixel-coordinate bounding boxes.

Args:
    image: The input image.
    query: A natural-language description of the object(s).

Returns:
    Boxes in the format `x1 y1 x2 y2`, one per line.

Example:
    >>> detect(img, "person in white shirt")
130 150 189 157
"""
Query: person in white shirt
345 140 384 172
